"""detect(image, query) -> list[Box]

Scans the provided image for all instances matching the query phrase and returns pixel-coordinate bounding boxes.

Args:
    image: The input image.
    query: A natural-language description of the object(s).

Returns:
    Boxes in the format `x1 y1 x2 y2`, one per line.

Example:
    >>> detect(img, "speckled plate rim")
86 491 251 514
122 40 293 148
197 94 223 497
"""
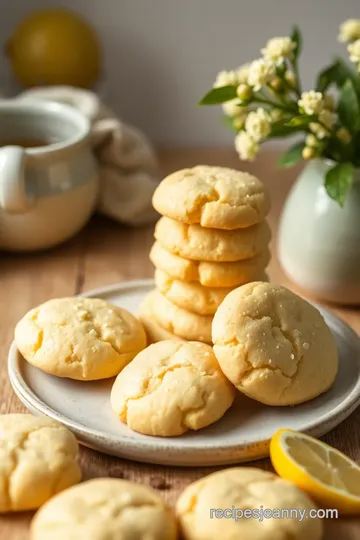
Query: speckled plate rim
8 279 360 466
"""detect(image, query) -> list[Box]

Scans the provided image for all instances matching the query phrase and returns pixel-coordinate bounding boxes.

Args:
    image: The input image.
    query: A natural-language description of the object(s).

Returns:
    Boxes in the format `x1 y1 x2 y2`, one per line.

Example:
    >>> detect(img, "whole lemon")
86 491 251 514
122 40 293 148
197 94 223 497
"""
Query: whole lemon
6 9 101 88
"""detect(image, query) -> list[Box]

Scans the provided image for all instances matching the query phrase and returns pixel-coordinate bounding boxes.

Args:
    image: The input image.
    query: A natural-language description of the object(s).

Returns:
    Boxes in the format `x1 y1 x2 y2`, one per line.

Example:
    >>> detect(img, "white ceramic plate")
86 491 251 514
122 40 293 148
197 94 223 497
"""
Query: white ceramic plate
8 279 360 467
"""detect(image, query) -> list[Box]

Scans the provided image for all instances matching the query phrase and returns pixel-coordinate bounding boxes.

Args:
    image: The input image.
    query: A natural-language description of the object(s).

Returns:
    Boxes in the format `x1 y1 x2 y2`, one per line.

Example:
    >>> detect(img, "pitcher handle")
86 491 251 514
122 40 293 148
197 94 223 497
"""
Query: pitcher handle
0 146 31 213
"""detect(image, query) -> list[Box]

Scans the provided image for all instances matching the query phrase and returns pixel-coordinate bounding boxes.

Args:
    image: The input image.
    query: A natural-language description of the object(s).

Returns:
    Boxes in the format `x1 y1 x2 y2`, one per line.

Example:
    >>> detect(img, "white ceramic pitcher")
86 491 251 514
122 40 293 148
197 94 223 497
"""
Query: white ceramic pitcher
0 100 99 251
278 159 360 305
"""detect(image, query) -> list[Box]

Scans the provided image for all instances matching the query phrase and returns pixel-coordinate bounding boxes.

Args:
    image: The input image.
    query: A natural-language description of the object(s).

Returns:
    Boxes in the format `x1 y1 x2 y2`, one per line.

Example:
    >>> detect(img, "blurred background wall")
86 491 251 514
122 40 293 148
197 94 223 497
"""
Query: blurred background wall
0 0 358 146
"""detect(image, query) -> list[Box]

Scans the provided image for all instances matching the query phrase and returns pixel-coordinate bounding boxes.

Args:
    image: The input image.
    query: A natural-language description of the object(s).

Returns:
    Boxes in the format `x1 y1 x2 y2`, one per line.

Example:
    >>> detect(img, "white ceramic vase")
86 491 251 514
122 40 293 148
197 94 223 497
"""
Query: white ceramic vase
278 159 360 305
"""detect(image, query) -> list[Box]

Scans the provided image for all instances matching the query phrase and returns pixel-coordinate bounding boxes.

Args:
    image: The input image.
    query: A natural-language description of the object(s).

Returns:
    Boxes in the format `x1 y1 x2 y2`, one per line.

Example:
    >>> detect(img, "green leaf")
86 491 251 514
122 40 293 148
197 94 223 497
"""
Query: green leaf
316 64 339 93
338 79 360 132
286 115 315 127
291 26 302 59
315 58 360 94
278 141 305 167
199 86 237 105
325 163 354 206
334 58 360 93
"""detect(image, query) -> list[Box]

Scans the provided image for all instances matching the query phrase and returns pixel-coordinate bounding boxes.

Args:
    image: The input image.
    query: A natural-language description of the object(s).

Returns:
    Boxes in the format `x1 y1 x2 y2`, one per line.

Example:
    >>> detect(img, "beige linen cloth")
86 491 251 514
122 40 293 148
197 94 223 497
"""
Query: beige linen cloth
17 86 159 225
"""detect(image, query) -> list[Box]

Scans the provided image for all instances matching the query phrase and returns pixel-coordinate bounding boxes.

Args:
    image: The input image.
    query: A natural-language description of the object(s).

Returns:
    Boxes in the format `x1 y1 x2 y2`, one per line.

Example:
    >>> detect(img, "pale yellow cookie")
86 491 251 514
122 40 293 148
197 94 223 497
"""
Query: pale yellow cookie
152 165 270 229
138 291 185 343
176 467 323 540
15 297 147 381
150 241 270 287
111 340 235 436
155 217 271 262
155 269 233 315
0 414 81 513
30 478 178 540
212 282 339 405
148 290 212 343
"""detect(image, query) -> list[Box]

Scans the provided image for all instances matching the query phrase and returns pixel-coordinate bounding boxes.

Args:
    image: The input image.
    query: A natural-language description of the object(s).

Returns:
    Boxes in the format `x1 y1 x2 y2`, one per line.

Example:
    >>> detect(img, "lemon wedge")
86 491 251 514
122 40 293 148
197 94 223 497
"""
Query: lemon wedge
270 428 360 514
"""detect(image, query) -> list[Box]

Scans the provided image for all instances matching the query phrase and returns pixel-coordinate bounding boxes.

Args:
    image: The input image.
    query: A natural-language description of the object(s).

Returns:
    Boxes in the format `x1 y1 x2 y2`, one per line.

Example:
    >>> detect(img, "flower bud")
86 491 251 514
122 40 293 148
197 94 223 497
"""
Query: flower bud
236 84 252 101
305 134 319 147
302 146 316 160
269 77 283 91
284 71 297 88
324 94 335 111
336 127 352 144
233 116 246 130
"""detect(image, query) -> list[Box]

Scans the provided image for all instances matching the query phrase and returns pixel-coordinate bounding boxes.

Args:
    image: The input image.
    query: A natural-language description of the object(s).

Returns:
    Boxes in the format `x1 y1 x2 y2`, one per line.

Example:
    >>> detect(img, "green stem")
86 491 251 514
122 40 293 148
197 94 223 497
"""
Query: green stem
281 76 301 98
253 96 296 113
292 59 302 95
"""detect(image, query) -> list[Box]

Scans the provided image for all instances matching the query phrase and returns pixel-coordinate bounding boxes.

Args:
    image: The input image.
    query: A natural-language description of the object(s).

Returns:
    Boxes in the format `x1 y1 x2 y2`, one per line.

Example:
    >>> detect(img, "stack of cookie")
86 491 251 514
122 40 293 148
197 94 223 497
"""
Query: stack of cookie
139 165 271 344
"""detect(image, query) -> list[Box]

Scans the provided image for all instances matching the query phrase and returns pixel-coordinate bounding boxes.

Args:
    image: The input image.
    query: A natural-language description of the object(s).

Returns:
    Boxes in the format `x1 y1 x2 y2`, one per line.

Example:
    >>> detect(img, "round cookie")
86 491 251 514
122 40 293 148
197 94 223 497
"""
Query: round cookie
176 467 323 540
155 217 271 262
155 269 233 315
152 165 270 229
111 340 235 436
148 289 212 343
138 291 185 343
0 414 81 512
15 297 147 381
150 241 270 287
30 478 178 540
212 282 339 405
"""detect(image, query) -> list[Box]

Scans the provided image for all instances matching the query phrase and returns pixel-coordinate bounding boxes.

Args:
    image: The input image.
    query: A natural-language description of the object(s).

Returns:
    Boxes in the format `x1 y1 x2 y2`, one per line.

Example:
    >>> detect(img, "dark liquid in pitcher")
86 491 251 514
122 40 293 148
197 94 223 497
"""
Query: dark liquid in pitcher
0 139 49 148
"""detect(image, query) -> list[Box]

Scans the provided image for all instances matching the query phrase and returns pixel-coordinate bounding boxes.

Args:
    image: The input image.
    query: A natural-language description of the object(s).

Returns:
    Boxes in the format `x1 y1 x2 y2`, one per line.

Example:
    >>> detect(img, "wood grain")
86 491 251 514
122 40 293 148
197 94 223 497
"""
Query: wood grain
1 148 359 538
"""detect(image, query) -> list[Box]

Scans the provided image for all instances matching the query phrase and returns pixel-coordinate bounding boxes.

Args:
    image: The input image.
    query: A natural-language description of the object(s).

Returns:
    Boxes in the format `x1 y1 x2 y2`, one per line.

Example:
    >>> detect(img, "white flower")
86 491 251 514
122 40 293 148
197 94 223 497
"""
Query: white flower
235 131 259 161
222 99 243 117
245 108 271 142
298 90 325 115
339 19 360 42
236 63 251 84
213 70 238 88
348 39 360 63
261 37 296 63
247 58 276 91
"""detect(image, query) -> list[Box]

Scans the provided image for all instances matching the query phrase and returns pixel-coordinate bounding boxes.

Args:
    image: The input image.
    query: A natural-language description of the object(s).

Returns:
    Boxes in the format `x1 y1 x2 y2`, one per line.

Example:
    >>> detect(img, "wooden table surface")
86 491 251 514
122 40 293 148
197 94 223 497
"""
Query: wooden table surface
1 148 360 539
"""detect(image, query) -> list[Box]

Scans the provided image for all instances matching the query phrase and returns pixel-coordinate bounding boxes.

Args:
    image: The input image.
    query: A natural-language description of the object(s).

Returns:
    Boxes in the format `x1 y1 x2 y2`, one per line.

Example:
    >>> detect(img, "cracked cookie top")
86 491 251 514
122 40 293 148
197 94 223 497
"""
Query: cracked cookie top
155 217 271 262
110 340 235 436
176 467 323 540
0 414 81 512
15 297 147 381
212 282 338 406
152 165 270 230
31 478 178 540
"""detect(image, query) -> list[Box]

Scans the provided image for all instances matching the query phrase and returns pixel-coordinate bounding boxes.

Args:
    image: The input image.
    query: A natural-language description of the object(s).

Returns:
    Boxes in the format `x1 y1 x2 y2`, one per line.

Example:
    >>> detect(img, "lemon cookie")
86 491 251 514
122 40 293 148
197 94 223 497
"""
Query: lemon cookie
155 217 271 262
152 165 270 229
176 467 323 540
212 282 338 405
148 290 212 342
111 340 235 436
0 414 81 513
155 269 233 315
150 241 270 287
15 297 147 381
31 478 178 540
138 291 185 343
